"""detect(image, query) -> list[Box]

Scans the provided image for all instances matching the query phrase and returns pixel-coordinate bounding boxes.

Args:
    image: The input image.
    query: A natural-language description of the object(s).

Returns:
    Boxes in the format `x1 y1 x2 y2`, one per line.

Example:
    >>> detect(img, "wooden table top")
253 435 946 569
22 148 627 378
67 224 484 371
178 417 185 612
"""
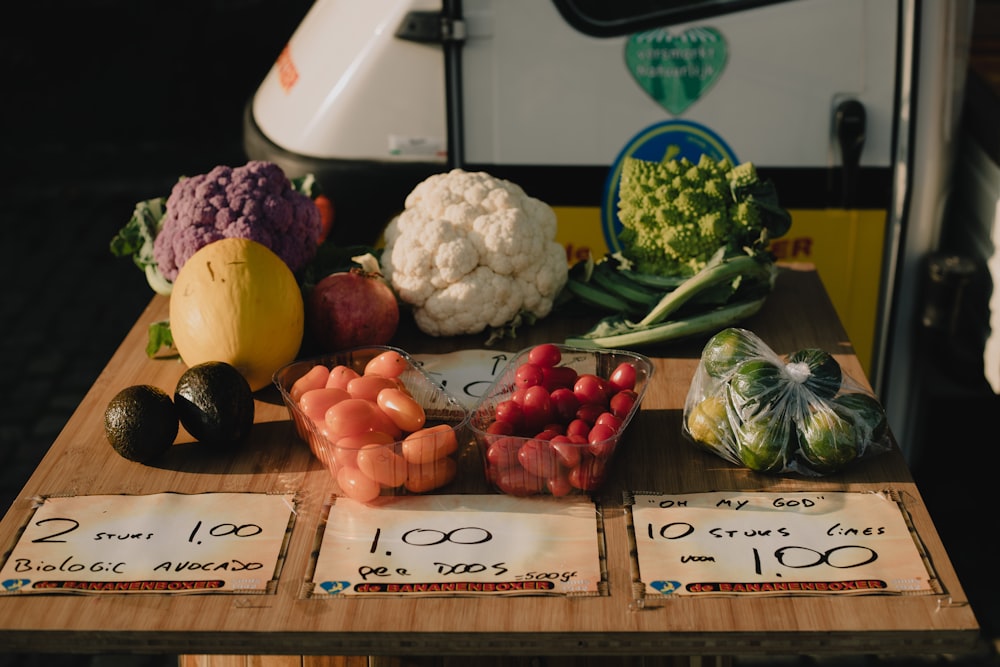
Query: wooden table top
0 264 981 659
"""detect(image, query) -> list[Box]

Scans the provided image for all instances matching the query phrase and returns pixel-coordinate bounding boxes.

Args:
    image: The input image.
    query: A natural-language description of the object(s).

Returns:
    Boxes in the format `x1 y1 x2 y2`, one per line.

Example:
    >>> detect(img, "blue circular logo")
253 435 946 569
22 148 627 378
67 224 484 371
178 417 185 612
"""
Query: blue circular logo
601 120 738 253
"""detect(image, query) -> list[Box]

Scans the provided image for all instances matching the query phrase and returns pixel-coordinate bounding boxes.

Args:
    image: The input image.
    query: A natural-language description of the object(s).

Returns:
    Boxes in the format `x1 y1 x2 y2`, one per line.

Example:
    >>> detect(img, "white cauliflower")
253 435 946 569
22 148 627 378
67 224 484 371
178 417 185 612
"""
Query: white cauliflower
381 169 569 337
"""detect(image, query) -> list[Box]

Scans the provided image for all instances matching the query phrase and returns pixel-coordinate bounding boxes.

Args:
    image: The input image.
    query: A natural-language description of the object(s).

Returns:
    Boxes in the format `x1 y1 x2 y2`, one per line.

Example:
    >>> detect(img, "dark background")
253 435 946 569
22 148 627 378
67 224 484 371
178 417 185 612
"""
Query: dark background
0 1 998 666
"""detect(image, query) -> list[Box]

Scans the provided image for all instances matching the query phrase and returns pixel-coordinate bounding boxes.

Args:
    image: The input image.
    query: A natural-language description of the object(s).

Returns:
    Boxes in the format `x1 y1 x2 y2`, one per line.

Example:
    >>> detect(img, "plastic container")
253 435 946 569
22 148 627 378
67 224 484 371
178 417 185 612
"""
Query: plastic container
469 344 654 496
274 346 472 502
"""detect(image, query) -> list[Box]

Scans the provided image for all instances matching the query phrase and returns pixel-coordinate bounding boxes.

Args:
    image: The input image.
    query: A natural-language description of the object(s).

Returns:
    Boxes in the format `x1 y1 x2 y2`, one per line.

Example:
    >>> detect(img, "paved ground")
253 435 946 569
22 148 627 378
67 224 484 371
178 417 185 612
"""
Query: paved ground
1 1 998 666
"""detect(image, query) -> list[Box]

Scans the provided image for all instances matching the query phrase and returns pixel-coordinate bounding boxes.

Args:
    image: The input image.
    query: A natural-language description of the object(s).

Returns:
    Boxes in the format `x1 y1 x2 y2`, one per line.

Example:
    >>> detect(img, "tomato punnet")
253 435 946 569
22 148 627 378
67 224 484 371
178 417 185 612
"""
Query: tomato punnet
478 344 644 496
292 355 462 502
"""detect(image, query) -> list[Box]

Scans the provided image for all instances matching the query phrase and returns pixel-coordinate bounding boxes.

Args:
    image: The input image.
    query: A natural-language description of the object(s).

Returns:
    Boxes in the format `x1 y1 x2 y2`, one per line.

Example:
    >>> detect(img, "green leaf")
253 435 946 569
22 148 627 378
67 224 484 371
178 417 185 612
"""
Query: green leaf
146 320 174 358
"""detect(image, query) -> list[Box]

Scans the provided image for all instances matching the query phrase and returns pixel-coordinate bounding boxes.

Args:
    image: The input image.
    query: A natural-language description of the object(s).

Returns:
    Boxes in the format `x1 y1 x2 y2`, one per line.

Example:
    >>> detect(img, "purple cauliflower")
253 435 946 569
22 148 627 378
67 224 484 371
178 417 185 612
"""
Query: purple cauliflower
153 160 321 281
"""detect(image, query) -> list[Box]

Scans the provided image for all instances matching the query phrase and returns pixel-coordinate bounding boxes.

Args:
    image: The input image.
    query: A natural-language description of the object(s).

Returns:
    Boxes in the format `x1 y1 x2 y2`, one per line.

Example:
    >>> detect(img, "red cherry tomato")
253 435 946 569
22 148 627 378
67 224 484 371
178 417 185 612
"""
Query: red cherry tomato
609 389 638 420
549 387 580 423
485 436 522 469
515 362 545 388
528 343 562 368
569 455 607 490
575 402 605 425
573 374 609 406
487 419 516 436
566 418 592 439
521 384 554 432
607 361 637 393
492 466 544 496
517 439 561 478
542 365 578 391
549 435 582 468
587 423 618 458
595 411 624 433
494 400 525 431
546 470 574 497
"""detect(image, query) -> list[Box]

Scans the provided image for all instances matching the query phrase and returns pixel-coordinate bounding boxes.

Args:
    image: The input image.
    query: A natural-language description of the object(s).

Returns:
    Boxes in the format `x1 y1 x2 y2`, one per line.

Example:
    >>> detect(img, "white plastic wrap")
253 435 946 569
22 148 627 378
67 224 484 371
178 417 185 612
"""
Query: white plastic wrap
682 328 892 476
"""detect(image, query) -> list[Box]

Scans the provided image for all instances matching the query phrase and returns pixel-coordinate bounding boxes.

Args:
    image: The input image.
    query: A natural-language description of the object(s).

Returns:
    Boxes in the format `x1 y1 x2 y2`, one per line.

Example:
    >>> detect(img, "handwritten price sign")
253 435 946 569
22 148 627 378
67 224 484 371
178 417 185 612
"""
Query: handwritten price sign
629 491 939 598
0 493 296 595
311 494 604 597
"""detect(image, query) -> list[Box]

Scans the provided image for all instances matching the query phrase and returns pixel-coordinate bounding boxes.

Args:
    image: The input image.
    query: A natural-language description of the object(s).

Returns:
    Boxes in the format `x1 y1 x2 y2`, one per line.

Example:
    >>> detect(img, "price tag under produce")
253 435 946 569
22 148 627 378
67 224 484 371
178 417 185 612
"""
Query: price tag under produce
628 491 940 598
308 494 605 597
0 493 295 595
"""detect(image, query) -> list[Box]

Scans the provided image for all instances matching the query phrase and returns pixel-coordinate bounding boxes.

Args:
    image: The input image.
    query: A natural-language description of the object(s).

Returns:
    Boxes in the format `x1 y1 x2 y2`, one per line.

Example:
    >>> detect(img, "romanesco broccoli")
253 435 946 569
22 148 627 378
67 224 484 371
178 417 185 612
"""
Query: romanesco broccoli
616 154 791 278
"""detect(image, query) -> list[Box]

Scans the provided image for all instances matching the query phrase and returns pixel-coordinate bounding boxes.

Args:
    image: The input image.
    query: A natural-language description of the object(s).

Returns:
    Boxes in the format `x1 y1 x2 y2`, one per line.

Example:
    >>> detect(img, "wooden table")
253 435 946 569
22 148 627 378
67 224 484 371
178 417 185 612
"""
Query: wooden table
0 264 981 666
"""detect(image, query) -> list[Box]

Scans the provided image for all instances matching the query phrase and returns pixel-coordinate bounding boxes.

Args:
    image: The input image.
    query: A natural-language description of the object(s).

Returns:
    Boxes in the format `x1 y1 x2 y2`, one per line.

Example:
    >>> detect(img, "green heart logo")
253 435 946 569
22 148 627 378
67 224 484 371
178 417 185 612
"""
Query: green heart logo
625 27 728 115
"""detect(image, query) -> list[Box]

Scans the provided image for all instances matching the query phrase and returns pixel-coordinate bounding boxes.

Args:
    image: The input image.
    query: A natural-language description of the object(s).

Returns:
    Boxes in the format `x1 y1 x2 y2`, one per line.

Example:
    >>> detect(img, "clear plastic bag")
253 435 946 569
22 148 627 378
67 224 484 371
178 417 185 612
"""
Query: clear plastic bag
682 327 892 476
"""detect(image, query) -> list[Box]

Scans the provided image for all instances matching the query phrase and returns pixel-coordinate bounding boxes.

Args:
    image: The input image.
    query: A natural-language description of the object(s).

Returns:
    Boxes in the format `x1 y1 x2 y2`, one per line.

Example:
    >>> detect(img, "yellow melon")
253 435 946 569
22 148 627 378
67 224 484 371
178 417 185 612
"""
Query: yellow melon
169 238 304 391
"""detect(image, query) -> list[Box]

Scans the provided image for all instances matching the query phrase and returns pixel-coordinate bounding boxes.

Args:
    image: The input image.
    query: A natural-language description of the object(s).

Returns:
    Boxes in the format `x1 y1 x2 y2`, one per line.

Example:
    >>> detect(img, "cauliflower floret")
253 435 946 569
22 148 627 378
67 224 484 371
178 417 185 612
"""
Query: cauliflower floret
381 169 568 338
153 161 320 281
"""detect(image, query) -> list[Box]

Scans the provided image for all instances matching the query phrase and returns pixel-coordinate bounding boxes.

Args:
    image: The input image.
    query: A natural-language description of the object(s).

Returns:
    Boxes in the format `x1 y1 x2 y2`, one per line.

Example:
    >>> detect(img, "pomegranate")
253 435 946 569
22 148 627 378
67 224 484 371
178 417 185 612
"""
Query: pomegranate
307 257 400 351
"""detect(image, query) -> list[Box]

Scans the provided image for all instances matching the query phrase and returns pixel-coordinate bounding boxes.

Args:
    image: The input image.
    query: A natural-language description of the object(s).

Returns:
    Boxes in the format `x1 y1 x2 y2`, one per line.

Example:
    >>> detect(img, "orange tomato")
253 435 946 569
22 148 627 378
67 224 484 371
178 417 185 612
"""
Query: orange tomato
376 387 426 432
405 457 457 493
401 424 458 464
357 445 407 488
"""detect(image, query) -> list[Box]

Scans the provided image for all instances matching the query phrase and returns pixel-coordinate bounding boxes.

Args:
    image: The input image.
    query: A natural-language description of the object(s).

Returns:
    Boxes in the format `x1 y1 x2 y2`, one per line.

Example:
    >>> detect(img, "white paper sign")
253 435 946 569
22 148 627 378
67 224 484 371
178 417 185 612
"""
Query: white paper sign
629 491 938 597
310 494 604 597
0 493 296 595
411 349 512 408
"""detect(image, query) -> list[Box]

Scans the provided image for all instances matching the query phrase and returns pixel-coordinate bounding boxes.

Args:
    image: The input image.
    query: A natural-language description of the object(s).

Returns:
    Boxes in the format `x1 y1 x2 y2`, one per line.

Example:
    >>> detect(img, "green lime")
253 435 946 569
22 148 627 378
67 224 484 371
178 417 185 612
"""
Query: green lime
796 406 858 472
736 417 789 473
727 358 787 419
833 392 888 446
701 327 759 379
104 385 178 464
686 394 733 452
786 348 842 399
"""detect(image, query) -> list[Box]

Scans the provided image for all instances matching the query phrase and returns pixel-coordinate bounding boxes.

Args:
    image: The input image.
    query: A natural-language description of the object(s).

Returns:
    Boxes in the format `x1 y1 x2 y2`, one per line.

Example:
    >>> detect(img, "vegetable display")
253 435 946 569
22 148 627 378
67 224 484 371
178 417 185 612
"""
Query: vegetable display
380 169 569 340
564 154 791 349
683 327 891 476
